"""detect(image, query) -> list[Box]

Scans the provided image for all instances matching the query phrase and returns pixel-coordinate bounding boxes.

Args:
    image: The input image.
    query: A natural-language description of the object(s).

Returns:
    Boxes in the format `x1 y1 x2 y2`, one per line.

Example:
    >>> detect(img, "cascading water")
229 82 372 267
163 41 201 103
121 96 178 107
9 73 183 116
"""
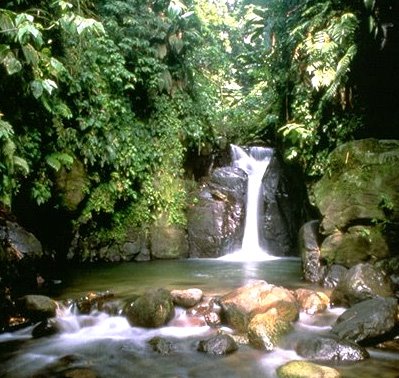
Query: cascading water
221 145 276 261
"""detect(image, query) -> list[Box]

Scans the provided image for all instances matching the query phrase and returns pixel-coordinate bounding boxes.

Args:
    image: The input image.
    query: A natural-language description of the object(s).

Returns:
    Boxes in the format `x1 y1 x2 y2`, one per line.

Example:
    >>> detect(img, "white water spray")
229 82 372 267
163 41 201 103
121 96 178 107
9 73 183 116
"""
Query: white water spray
221 145 276 261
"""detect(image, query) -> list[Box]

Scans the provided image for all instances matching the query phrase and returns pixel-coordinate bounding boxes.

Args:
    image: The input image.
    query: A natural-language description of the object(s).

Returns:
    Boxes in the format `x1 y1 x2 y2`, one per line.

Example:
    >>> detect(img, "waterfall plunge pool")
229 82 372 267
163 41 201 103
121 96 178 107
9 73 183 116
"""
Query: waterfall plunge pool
1 258 399 378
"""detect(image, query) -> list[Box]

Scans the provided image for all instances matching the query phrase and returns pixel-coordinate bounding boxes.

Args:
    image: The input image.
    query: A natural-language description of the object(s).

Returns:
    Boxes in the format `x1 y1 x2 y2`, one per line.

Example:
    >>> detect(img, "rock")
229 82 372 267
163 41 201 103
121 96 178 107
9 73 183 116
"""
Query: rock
322 265 348 289
299 220 324 283
294 289 329 315
197 334 238 355
219 280 298 332
187 167 247 258
125 288 174 328
150 215 188 259
295 335 369 362
187 297 222 327
312 139 399 265
32 318 60 338
75 291 115 314
247 308 292 351
330 297 398 344
331 263 394 306
277 360 341 378
261 153 309 256
61 368 98 378
148 336 174 355
16 295 57 322
170 288 203 308
320 226 389 267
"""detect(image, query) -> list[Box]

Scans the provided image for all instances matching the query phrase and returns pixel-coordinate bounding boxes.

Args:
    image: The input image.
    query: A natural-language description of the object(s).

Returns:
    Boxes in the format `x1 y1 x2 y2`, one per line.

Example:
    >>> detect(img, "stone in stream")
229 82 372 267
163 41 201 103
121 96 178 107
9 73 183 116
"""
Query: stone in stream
170 288 203 308
219 280 298 332
295 334 369 362
294 288 330 315
330 296 398 344
125 288 174 328
277 360 341 378
16 294 57 322
197 334 238 355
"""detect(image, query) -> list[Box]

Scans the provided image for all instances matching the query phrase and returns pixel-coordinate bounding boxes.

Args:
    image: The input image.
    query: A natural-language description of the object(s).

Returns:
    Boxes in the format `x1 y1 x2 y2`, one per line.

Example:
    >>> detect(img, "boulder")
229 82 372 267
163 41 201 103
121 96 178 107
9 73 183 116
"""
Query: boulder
294 289 329 315
312 139 399 266
32 318 60 338
320 226 389 267
125 288 174 328
197 334 238 355
331 263 394 306
247 308 292 351
16 295 57 322
277 360 341 378
219 280 298 332
322 265 348 289
187 167 246 258
330 296 398 344
299 220 324 283
170 288 203 308
295 335 369 362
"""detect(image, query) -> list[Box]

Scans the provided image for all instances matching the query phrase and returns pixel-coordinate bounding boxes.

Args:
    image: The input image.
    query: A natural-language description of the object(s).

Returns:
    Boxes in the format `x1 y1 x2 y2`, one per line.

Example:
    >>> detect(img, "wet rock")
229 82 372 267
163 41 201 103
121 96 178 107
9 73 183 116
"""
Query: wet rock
75 291 115 314
247 308 292 351
322 264 348 289
148 336 174 355
330 296 398 344
188 297 222 327
16 295 57 322
295 335 369 362
170 288 203 308
32 318 60 338
299 220 324 283
61 368 98 378
125 288 174 328
219 280 298 332
197 334 238 355
277 360 341 378
260 153 309 256
294 289 329 315
331 263 394 306
187 167 247 257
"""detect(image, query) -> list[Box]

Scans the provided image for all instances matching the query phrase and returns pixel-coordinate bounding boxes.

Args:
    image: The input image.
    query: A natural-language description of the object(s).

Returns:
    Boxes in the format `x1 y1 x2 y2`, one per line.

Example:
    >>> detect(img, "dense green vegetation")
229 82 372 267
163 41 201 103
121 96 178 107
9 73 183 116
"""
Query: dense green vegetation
1 0 397 257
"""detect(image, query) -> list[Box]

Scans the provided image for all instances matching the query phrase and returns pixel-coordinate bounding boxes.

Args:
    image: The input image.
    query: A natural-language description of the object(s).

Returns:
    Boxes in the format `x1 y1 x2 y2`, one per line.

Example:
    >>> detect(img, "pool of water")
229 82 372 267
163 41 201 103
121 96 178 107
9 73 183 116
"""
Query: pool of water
0 258 398 378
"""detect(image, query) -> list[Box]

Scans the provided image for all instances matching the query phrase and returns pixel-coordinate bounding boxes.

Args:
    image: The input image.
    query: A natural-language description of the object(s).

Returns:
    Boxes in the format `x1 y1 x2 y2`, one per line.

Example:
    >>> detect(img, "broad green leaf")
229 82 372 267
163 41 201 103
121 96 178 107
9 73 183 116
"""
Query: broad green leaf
42 79 58 95
3 52 22 75
30 80 43 99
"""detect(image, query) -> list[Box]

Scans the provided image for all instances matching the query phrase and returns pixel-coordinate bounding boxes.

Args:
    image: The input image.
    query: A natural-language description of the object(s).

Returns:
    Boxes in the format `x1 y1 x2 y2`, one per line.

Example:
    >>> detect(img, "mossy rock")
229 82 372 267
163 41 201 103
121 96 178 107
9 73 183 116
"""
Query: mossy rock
313 139 399 235
277 360 341 378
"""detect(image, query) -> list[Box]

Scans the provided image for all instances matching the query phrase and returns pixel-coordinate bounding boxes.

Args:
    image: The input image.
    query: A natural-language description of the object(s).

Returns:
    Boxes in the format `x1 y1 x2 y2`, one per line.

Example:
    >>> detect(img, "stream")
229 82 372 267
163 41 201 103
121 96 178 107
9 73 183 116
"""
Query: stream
0 258 398 377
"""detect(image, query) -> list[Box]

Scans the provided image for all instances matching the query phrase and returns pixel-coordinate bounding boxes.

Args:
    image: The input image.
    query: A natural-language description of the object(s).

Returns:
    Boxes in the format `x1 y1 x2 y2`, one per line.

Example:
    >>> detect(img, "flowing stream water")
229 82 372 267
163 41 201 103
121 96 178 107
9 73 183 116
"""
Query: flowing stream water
220 145 275 261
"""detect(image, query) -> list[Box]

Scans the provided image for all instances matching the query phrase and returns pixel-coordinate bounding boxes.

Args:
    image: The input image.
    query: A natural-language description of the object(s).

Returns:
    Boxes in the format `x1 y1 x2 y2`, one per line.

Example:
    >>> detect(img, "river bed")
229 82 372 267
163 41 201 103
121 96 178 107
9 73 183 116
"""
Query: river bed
0 258 398 377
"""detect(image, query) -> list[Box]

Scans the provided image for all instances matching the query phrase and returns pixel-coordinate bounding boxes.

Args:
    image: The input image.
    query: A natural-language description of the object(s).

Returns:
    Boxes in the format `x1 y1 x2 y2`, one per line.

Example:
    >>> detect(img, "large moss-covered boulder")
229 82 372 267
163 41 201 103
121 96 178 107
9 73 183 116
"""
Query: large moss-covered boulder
312 139 399 268
125 288 174 328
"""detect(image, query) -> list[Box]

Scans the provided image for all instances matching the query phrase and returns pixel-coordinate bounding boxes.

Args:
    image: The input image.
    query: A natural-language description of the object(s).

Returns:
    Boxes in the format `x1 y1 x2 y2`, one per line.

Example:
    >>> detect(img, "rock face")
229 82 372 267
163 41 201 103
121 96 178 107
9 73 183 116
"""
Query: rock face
187 167 247 257
330 297 398 344
125 288 174 328
312 139 399 267
331 263 394 306
260 154 308 256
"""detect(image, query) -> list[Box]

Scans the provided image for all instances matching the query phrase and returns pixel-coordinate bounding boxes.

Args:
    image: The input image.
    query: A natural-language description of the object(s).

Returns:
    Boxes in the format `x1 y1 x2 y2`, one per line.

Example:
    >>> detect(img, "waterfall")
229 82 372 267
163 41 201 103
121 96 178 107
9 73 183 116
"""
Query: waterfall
221 144 276 261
